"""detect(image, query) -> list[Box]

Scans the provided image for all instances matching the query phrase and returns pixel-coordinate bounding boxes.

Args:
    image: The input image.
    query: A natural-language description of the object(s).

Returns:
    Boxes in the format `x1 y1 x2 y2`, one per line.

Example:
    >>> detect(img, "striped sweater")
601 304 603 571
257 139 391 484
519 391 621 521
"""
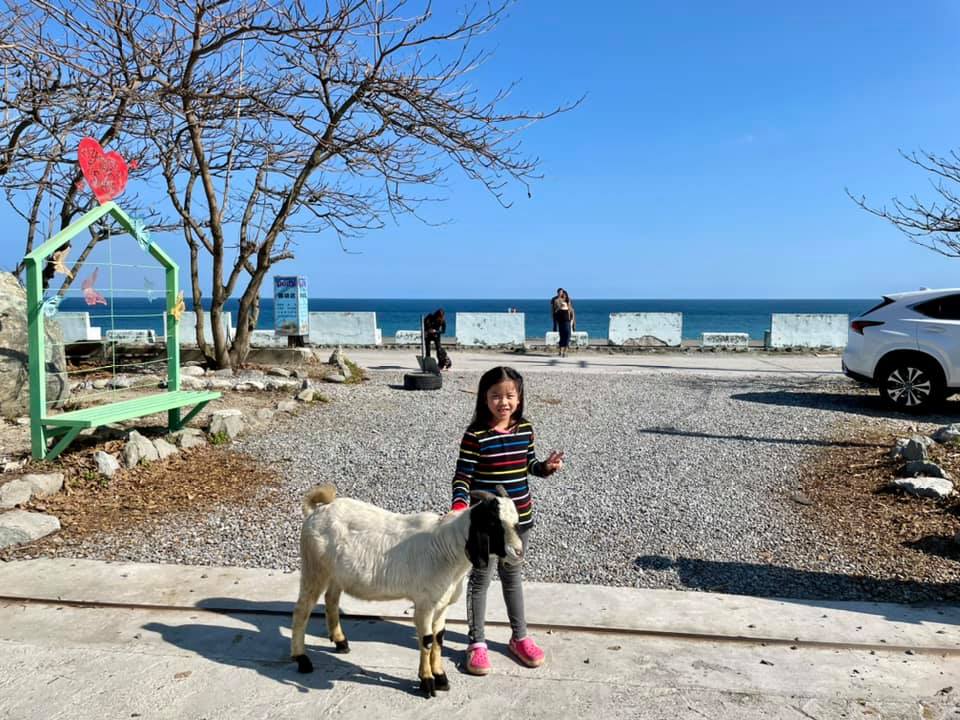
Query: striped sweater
451 420 552 528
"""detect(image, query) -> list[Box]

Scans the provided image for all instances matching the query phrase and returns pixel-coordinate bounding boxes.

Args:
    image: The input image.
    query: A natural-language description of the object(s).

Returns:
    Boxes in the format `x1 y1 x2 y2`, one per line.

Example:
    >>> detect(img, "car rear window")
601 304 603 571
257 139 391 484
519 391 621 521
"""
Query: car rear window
913 294 960 320
861 297 894 316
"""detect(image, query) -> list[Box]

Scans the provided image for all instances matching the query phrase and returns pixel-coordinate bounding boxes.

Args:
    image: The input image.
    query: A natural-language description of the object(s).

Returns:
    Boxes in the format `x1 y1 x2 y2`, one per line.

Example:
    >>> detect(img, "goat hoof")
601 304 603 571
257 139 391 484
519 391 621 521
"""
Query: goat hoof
334 639 350 654
419 676 437 698
294 654 313 674
433 672 449 691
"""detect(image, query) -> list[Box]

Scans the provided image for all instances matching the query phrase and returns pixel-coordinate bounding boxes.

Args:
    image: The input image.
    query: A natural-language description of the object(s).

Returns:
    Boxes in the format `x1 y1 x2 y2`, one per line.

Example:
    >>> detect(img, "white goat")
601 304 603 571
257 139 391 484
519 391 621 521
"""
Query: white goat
290 484 522 697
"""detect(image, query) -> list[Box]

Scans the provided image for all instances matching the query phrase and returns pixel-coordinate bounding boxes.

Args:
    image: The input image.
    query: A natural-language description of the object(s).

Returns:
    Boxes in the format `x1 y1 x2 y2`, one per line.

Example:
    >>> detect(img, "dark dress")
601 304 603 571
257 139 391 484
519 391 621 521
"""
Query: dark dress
555 308 572 348
423 311 446 358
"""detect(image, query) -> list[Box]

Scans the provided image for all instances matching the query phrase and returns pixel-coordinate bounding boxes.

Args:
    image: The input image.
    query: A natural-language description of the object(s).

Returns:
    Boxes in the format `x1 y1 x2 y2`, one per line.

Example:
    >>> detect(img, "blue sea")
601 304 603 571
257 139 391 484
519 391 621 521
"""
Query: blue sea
56 297 876 340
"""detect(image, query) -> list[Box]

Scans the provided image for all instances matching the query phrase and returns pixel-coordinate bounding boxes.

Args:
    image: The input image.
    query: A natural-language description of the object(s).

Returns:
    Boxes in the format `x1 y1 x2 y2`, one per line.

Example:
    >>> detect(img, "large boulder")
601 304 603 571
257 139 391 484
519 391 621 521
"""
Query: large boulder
0 272 69 418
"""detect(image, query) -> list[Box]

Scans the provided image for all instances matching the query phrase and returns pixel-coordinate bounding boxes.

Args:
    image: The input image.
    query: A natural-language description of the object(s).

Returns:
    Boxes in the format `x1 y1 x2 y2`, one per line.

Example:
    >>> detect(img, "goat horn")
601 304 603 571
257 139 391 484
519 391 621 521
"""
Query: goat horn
495 485 510 499
469 490 496 502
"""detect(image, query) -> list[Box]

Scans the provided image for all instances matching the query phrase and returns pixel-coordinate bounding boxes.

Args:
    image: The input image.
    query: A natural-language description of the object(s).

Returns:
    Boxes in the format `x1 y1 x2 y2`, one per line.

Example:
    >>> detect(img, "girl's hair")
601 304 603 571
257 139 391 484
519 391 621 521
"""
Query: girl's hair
470 366 525 430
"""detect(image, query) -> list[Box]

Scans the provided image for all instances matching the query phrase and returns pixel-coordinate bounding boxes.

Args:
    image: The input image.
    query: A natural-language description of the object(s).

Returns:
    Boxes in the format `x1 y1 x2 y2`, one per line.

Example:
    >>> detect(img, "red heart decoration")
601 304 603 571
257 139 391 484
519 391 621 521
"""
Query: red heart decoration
78 137 128 204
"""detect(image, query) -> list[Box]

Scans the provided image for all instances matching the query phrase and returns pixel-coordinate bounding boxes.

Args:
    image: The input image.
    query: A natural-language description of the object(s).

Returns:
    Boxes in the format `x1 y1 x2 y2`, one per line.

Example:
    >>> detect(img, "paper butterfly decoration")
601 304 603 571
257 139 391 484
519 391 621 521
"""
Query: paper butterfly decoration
51 248 73 279
131 216 152 252
78 137 128 205
170 290 185 322
41 294 62 318
144 277 156 303
82 268 107 306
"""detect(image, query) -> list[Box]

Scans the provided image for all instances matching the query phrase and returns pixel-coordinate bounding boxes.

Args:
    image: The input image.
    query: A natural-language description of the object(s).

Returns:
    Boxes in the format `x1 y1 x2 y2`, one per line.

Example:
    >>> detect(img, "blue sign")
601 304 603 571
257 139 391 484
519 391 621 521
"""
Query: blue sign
274 276 309 336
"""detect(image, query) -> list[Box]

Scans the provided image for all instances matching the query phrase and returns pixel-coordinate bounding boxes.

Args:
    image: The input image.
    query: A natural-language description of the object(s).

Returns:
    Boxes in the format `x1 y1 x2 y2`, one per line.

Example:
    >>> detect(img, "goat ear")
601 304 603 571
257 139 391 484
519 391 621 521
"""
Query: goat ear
466 505 491 569
470 489 496 503
495 484 509 499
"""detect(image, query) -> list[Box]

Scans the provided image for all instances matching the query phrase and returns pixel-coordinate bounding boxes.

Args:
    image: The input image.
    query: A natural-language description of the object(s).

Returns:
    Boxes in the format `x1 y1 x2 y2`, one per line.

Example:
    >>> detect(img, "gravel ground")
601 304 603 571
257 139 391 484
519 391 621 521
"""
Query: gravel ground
51 366 959 603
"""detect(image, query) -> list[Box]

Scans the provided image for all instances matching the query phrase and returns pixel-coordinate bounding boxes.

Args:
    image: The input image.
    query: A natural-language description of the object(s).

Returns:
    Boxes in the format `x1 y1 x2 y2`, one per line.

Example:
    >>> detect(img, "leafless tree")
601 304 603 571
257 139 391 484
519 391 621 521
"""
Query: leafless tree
850 148 960 258
5 0 577 368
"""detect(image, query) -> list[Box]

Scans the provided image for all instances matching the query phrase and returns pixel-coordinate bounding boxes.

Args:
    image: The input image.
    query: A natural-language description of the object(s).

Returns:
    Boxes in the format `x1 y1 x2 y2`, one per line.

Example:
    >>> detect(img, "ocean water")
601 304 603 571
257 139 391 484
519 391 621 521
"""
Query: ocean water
56 297 875 340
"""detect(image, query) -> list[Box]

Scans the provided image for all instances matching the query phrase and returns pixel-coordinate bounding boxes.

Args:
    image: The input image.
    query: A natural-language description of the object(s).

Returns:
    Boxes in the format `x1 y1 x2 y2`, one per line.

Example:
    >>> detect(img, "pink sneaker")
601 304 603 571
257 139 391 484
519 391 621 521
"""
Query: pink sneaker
465 642 491 675
508 636 545 667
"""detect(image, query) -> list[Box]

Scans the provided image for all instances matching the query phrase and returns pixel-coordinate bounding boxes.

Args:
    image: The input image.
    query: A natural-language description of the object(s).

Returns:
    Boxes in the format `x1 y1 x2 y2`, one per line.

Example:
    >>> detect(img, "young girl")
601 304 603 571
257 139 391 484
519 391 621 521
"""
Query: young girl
451 366 565 675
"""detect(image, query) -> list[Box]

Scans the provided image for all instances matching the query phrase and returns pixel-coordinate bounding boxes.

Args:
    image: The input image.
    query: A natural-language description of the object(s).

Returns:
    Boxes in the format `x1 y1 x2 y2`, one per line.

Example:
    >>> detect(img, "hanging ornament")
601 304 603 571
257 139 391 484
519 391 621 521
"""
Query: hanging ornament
130 216 152 252
77 137 128 205
144 277 156 302
51 248 73 279
82 268 107 306
41 294 62 318
170 290 185 322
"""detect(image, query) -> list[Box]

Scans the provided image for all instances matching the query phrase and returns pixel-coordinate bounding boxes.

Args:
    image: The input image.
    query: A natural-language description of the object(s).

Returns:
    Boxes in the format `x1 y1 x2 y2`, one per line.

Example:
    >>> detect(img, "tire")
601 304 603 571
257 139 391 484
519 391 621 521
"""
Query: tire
877 356 945 413
403 372 442 391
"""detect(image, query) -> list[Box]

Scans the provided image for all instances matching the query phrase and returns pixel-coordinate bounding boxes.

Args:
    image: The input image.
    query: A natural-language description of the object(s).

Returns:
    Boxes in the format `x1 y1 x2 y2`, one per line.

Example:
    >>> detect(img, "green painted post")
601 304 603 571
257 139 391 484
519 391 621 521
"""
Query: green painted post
166 264 181 429
25 257 47 459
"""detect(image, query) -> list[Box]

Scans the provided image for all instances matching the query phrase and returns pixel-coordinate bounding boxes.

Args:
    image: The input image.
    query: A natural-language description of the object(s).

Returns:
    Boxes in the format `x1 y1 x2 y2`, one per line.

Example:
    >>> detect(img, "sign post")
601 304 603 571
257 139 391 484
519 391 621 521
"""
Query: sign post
274 276 309 347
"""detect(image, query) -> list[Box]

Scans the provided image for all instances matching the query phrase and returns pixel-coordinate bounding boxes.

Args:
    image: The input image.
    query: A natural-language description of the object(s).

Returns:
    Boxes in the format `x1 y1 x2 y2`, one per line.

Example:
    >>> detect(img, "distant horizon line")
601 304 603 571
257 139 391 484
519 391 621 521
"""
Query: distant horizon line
69 295 880 301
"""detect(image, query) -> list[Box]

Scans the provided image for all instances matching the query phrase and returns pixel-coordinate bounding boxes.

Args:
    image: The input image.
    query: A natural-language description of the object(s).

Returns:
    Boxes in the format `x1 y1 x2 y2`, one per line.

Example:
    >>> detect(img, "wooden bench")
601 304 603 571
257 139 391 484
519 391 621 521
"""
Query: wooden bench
40 390 221 460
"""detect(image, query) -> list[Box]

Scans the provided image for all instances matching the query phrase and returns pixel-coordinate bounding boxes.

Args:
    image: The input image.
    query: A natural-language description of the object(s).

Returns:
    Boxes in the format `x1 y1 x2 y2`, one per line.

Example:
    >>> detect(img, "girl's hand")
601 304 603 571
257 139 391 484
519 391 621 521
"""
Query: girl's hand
545 450 565 474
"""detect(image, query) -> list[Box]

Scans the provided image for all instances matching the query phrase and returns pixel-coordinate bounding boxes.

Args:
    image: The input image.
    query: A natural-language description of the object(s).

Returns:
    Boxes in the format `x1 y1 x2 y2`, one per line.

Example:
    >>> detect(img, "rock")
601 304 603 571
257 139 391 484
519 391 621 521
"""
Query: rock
170 428 207 449
931 424 960 444
265 379 298 391
107 375 133 389
0 510 61 549
94 451 121 477
206 378 235 391
0 272 69 419
20 472 63 497
790 491 813 506
92 379 109 390
276 400 298 413
152 437 179 460
14 416 29 426
235 380 266 392
296 388 317 402
181 366 206 377
255 408 275 422
899 461 953 481
890 436 932 462
267 367 292 378
210 368 234 378
209 409 244 439
323 373 347 384
3 458 26 473
329 346 350 377
893 477 954 500
0 479 33 509
123 430 161 468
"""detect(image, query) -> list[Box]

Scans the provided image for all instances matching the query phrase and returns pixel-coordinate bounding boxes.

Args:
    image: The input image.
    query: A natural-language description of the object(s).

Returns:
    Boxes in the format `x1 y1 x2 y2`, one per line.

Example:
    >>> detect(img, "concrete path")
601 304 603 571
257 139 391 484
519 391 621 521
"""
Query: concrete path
347 348 844 378
0 559 957 719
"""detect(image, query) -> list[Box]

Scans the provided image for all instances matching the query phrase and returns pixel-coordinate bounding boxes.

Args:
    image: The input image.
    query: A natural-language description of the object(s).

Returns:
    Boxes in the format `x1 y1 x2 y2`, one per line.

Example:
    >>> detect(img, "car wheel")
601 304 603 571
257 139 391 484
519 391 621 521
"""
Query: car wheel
403 372 442 391
877 357 945 413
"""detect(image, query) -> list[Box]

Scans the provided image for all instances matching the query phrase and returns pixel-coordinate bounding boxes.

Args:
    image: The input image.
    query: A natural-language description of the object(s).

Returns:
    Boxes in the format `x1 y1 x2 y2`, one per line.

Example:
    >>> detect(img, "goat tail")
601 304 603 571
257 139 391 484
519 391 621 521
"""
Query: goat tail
302 484 337 516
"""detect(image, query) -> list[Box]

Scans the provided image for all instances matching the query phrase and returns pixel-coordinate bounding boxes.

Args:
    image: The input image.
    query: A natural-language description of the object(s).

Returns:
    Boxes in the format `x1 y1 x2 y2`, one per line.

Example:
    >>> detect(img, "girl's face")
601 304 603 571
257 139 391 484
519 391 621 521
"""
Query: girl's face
486 379 520 428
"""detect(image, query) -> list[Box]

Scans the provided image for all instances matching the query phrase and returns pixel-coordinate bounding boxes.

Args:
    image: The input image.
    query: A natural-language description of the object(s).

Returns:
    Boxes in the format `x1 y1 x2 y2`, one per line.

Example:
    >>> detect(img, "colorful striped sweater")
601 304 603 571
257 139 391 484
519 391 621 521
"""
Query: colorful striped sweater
451 420 552 528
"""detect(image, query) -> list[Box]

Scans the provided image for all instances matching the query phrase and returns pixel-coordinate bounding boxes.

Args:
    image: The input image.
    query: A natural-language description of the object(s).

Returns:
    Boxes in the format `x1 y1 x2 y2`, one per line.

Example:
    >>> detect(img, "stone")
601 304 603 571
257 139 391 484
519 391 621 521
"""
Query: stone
170 428 206 449
323 373 347 384
890 436 933 462
206 378 235 391
255 408 275 422
152 437 179 460
267 367 292 378
899 461 953 481
893 477 954 500
296 388 317 402
210 368 234 378
123 430 160 468
235 380 266 392
329 346 350 377
14 416 29 426
3 459 26 473
276 400 298 413
0 272 69 419
209 409 244 439
107 375 133 389
0 479 33 509
790 491 813 506
20 473 63 498
0 510 61 549
92 379 109 390
931 424 960 444
181 366 206 377
94 451 121 477
265 379 298 392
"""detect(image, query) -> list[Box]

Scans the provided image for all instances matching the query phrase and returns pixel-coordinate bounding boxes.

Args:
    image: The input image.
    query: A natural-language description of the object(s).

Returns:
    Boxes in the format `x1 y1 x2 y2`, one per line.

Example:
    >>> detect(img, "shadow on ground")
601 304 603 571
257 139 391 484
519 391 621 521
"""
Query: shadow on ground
633 555 960 609
143 599 475 696
732 389 960 421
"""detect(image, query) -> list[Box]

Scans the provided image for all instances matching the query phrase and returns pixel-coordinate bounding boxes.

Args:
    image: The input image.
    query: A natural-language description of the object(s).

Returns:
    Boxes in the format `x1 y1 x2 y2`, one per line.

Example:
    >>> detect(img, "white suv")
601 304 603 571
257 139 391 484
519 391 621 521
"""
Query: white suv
843 288 960 412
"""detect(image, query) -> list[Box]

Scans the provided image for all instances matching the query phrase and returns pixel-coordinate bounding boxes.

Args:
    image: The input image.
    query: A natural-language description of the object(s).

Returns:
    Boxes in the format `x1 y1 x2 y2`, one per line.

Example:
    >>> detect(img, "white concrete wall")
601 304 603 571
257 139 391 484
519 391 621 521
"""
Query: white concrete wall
608 313 682 346
545 331 589 347
250 330 289 348
702 332 749 349
308 312 381 345
105 329 156 343
456 313 525 346
770 314 848 348
175 311 234 346
54 312 101 343
395 330 422 345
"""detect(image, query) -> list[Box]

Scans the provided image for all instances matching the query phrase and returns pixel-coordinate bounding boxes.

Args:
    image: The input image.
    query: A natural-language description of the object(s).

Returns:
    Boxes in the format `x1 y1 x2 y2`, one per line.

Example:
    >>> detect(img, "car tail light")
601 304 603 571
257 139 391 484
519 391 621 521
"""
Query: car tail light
851 320 884 335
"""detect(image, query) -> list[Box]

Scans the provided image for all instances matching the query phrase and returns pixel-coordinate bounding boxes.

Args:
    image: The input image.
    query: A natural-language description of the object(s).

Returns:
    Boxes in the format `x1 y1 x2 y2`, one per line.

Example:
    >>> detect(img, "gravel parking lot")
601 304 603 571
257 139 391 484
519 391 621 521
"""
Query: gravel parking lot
51 365 957 603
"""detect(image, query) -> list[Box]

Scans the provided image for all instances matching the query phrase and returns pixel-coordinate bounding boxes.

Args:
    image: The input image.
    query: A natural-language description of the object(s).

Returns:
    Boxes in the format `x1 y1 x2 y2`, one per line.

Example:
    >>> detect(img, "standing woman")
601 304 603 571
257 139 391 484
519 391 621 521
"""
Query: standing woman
555 297 573 357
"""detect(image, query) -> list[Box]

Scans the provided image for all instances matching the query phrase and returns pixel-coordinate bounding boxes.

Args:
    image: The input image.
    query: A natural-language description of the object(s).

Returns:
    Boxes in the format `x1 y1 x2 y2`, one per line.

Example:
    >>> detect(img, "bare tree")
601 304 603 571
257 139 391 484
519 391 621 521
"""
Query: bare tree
5 0 577 368
850 148 960 258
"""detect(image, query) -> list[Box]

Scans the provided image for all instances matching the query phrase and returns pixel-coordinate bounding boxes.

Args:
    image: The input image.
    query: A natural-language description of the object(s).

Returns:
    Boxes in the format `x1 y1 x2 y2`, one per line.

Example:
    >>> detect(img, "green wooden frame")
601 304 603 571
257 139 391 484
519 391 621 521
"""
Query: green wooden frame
23 201 220 460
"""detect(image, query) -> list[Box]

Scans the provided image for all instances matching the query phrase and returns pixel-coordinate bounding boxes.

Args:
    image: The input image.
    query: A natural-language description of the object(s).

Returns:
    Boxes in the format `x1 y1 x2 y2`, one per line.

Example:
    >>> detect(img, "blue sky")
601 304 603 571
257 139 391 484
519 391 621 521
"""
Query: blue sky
4 0 960 299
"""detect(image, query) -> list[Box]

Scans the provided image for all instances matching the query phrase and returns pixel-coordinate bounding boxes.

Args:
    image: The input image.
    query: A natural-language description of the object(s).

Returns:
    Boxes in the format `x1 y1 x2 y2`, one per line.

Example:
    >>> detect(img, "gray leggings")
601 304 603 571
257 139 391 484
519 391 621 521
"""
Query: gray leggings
466 527 530 644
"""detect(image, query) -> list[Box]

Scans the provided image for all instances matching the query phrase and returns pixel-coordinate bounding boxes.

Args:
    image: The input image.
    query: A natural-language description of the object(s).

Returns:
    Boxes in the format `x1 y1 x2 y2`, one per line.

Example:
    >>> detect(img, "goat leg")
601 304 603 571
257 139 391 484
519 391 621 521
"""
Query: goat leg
324 586 350 653
415 606 437 698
